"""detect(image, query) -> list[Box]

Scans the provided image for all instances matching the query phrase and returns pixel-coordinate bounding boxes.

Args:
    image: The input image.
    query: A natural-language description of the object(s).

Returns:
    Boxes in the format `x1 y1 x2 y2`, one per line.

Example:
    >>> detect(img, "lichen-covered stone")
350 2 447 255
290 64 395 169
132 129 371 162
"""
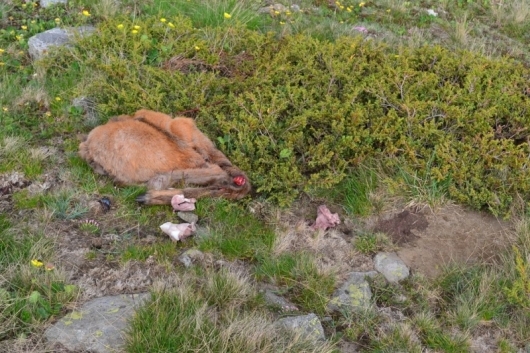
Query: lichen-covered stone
45 293 149 353
178 249 205 268
327 271 377 312
276 313 325 341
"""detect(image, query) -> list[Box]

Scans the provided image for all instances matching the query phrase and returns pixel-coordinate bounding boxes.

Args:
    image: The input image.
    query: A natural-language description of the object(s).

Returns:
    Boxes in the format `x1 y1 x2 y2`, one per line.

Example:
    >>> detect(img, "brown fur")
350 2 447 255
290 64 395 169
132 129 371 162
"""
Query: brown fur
79 109 250 204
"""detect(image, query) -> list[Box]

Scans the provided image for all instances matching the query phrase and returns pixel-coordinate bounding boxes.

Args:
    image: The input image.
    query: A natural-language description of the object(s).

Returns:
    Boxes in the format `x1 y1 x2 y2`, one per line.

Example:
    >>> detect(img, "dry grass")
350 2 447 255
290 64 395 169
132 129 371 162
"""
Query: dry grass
490 0 530 25
0 136 25 157
129 270 336 353
453 13 471 46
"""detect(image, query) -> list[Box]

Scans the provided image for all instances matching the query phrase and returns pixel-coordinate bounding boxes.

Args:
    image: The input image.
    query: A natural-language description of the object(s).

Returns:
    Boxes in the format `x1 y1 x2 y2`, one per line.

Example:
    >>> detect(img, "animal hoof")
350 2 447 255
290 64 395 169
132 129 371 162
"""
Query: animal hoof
136 194 148 203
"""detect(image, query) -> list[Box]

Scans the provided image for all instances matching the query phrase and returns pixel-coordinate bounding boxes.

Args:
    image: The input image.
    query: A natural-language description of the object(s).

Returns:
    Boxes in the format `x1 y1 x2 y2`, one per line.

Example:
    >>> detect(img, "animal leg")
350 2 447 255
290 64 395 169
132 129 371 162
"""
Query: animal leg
146 164 229 190
136 186 226 205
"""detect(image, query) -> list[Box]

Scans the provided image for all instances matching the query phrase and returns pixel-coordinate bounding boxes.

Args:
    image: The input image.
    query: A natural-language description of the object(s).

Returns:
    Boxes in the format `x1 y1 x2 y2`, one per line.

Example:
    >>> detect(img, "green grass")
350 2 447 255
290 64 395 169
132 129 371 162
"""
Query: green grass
255 253 335 315
354 232 392 254
125 269 336 353
145 0 270 31
196 199 275 260
0 224 78 339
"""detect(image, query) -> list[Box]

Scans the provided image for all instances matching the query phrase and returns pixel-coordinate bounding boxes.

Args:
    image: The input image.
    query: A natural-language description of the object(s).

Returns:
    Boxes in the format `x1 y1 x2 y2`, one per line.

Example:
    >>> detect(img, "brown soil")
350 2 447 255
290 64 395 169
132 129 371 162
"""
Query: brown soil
372 204 513 278
373 209 428 245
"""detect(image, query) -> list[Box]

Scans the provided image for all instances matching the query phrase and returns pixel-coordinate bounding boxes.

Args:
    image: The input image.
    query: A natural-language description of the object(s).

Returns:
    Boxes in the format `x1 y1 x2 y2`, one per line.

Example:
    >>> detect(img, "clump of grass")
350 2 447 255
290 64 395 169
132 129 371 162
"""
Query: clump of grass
121 242 179 264
413 311 469 352
354 232 392 255
325 166 379 216
126 269 335 353
196 199 275 261
144 0 268 30
341 307 381 346
41 189 88 220
386 158 452 211
255 252 335 315
0 226 78 339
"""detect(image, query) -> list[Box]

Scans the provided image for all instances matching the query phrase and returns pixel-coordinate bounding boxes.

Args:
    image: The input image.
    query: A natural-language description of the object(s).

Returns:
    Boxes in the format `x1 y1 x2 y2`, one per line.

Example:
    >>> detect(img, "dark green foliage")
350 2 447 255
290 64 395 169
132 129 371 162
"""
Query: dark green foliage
41 16 530 213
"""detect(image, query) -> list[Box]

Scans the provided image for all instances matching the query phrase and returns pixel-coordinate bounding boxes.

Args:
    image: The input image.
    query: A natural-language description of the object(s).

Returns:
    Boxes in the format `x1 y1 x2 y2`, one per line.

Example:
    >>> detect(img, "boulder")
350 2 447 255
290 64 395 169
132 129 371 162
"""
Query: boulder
28 26 95 60
45 293 150 353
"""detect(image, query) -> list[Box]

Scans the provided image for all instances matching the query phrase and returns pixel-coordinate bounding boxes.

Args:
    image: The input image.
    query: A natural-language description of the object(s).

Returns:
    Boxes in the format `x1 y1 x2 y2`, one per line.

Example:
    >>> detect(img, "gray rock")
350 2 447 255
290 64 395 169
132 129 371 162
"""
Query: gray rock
40 0 67 8
177 211 199 224
374 252 410 283
291 4 301 12
178 249 204 268
272 3 287 12
263 290 298 312
72 96 99 127
28 26 96 60
258 3 288 14
194 225 212 240
258 5 274 14
327 271 377 313
276 313 325 341
45 293 149 353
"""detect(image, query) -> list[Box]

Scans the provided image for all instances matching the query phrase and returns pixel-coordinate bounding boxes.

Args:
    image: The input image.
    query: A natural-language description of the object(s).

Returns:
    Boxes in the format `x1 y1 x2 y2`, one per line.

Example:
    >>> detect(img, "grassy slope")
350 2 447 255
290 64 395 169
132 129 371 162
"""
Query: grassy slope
1 0 530 352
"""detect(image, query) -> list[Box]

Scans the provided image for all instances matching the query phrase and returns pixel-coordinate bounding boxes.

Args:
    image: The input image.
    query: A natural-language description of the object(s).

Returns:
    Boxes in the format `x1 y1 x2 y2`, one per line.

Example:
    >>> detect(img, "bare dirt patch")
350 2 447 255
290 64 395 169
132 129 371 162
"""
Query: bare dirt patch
374 209 428 245
46 211 173 301
372 205 513 278
268 197 373 280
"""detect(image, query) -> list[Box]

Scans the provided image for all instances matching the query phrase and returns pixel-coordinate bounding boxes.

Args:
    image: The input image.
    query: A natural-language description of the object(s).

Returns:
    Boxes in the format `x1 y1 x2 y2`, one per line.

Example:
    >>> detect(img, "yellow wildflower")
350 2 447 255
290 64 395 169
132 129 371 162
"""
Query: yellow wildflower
133 25 141 30
131 30 138 34
117 24 124 29
0 49 4 54
33 2 37 6
224 12 231 19
359 2 366 7
387 9 391 13
160 18 167 22
82 10 91 16
15 35 23 41
195 46 200 50
2 106 7 111
31 259 44 268
280 21 285 25
22 3 27 8
45 111 52 117
340 5 344 9
55 18 61 23
347 7 352 12
31 20 36 24
168 22 175 28
286 10 291 15
21 25 27 30
274 10 280 15
55 97 61 101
